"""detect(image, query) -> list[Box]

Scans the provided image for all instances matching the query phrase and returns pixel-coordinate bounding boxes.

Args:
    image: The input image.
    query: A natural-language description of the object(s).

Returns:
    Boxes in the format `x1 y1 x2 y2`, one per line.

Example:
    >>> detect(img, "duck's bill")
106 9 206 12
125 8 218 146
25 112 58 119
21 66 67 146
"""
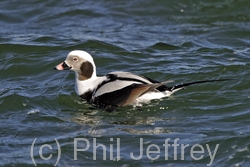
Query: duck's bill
54 62 72 70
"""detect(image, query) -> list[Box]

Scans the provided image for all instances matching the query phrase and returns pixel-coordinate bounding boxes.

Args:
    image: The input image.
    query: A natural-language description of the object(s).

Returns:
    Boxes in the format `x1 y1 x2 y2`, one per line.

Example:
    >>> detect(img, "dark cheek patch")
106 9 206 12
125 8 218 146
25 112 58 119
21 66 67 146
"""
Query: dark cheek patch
79 61 94 80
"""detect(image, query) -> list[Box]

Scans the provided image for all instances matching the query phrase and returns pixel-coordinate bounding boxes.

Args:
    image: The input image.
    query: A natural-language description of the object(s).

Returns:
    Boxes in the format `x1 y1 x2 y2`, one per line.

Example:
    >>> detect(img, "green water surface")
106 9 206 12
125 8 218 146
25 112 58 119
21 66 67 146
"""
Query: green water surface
0 0 250 166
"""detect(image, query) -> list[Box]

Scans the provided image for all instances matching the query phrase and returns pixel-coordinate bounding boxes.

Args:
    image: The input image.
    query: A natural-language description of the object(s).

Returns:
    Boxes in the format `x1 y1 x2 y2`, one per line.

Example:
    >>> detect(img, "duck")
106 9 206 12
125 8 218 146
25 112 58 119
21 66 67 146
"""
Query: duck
54 50 229 110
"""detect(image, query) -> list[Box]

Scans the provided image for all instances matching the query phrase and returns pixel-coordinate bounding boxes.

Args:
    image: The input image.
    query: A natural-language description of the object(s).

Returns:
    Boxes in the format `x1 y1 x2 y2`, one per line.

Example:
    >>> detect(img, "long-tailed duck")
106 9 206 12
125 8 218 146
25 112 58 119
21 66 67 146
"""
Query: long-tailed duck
55 50 229 110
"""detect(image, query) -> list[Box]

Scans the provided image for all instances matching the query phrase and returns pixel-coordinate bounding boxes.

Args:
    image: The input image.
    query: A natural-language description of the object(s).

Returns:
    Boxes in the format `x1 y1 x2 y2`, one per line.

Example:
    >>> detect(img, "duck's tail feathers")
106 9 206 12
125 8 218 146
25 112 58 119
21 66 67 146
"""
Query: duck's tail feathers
167 79 233 92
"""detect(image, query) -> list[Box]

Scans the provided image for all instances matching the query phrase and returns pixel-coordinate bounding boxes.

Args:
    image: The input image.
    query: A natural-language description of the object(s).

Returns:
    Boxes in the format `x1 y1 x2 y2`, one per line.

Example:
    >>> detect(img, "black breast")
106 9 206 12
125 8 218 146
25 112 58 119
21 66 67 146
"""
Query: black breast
80 91 93 102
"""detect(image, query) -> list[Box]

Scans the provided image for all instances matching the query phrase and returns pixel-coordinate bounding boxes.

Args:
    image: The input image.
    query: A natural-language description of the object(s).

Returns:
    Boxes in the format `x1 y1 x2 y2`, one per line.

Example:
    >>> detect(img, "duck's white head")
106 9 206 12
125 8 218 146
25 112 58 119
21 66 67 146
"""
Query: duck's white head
55 50 97 80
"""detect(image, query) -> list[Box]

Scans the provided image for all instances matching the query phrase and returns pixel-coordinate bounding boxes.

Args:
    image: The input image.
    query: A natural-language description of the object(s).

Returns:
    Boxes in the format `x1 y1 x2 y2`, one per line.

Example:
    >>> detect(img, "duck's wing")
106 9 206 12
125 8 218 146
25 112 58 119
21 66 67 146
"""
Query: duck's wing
91 72 171 107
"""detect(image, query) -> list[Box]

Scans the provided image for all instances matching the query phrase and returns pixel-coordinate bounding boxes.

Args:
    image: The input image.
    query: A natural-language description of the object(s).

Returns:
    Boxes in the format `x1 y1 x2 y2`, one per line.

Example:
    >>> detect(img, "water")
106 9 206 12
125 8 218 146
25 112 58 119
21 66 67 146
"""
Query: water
0 0 250 166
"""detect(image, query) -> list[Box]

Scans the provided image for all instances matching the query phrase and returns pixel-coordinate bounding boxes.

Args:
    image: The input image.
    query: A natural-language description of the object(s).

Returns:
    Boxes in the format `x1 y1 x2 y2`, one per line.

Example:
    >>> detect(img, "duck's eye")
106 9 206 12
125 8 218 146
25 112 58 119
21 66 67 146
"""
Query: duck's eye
73 57 78 62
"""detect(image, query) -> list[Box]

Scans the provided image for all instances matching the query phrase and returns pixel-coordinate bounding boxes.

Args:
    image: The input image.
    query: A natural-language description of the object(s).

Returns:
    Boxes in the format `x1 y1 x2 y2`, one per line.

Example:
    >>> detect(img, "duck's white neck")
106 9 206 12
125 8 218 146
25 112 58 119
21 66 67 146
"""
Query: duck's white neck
74 73 106 96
